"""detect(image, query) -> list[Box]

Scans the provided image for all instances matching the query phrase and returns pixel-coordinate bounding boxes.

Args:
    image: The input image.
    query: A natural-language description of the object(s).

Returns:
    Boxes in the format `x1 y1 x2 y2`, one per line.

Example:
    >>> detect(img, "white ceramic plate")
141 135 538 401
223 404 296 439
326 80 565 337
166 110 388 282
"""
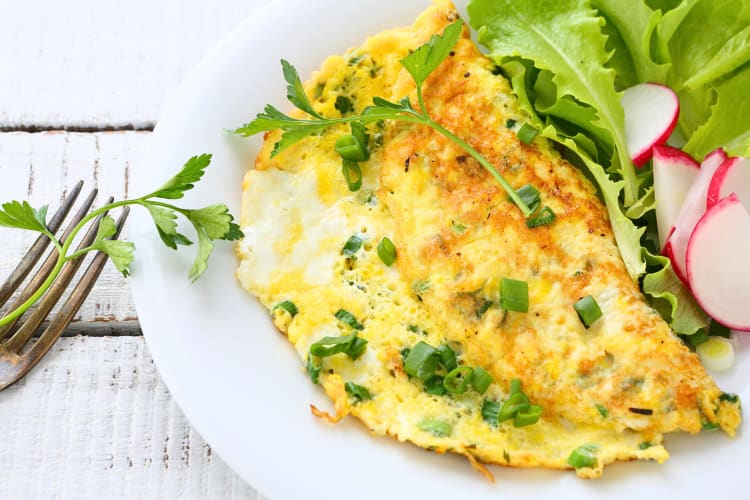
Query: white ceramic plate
130 0 749 498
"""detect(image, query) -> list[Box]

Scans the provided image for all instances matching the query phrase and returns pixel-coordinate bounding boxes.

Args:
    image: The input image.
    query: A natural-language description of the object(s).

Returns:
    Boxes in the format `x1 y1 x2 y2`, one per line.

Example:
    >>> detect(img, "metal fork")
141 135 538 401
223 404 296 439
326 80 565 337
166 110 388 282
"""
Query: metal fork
0 182 128 390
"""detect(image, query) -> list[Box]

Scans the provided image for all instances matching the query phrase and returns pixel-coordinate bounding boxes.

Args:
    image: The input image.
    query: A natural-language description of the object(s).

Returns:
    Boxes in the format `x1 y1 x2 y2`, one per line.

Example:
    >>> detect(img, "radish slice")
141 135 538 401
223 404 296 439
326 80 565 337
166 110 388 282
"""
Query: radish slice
706 156 750 209
652 145 699 247
621 83 680 166
686 194 750 331
696 337 735 371
665 149 727 283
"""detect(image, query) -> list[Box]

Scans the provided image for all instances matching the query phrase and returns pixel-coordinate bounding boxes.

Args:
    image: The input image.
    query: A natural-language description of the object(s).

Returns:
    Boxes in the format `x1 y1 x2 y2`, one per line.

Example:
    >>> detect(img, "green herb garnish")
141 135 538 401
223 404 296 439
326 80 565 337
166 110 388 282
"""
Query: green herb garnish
273 300 298 318
233 20 537 218
500 277 529 313
345 381 372 403
309 332 368 360
567 444 600 469
418 418 452 437
377 236 397 266
334 308 365 330
341 234 364 259
0 154 241 327
574 295 603 328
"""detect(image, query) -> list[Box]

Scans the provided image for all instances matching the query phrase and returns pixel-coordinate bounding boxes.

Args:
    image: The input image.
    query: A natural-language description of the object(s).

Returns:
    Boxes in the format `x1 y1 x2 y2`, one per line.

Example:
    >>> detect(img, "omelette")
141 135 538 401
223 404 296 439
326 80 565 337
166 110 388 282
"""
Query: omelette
236 0 741 479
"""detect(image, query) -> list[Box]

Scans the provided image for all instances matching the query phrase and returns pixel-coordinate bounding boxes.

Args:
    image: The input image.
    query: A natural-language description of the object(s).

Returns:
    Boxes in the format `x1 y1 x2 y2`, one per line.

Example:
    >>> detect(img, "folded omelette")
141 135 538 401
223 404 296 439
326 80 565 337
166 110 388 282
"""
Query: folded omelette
236 0 741 479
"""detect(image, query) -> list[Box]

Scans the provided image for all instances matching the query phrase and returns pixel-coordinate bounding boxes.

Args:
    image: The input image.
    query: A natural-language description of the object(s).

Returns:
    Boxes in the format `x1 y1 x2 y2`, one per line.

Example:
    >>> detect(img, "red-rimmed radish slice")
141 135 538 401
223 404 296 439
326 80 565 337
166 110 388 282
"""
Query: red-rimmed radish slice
706 156 750 209
652 145 699 247
686 194 750 331
621 83 680 166
665 149 727 284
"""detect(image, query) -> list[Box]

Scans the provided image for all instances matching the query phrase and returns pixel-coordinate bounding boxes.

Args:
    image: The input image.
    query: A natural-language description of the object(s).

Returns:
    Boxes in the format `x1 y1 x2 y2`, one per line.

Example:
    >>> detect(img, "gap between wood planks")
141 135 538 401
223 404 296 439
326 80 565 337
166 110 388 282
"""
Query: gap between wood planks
0 124 155 133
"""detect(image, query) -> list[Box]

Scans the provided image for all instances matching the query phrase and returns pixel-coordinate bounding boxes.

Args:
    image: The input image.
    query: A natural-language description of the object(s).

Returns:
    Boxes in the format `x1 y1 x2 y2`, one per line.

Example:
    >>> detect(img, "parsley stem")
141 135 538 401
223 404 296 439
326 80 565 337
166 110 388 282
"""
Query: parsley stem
425 118 533 216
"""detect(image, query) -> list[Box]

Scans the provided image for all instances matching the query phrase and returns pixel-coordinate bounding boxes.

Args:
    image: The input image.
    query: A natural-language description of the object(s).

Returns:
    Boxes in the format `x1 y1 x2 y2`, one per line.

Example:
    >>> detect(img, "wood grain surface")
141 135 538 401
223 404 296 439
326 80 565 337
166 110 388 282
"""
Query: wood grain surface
0 0 265 129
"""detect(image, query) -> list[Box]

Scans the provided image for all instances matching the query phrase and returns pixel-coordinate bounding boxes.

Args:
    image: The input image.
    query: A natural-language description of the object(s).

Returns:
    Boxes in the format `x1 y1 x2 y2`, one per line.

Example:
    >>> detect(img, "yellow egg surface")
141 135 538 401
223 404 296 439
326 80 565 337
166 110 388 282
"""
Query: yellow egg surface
236 0 741 479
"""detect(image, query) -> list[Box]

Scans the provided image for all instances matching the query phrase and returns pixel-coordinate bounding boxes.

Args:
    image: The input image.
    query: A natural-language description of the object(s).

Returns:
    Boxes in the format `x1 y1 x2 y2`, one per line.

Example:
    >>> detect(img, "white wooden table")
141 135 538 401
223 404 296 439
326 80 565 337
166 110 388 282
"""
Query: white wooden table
0 1 270 497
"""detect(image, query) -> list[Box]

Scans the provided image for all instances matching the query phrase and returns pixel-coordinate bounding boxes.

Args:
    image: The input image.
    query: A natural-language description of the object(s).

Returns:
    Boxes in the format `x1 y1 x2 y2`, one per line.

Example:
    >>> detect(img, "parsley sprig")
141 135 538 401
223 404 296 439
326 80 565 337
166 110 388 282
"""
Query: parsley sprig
0 154 241 327
233 19 537 218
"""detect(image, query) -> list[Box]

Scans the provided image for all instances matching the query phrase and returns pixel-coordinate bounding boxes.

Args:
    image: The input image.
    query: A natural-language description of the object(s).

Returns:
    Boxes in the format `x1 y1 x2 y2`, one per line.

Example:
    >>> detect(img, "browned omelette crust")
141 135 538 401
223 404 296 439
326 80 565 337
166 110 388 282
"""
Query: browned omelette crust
374 4 740 440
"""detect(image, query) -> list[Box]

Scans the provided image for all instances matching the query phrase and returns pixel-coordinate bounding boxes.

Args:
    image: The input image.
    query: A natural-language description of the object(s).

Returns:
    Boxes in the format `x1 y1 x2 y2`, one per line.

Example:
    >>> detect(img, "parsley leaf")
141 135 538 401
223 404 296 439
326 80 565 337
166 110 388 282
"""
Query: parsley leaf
90 216 135 276
401 19 463 88
0 201 50 234
149 154 213 200
281 59 324 119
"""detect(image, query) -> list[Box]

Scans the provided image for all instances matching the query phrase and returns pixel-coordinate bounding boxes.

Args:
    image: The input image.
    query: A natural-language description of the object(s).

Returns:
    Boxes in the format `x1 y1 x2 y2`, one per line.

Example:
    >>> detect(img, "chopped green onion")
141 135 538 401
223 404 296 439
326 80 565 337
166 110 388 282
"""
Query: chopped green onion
482 399 501 424
470 367 493 394
451 220 467 233
306 355 321 384
334 308 364 330
639 441 653 450
595 404 609 418
403 341 440 381
475 299 493 318
412 279 431 295
498 391 530 422
335 135 367 162
377 237 397 266
702 421 719 431
526 206 556 228
513 404 543 427
341 160 363 191
436 343 458 372
509 378 522 395
500 277 529 313
513 184 541 213
400 347 411 362
309 332 368 360
342 234 364 259
517 123 539 144
418 418 452 437
505 118 517 129
345 381 372 403
443 366 474 394
696 336 735 371
720 392 739 404
567 444 599 469
350 122 369 159
272 300 298 317
573 295 602 328
334 95 353 115
424 376 448 395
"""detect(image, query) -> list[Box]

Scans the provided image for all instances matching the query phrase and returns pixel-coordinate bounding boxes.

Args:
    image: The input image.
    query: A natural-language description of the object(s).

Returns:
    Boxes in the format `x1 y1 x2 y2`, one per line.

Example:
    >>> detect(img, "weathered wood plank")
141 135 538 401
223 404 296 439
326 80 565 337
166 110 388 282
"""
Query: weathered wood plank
0 131 142 327
0 336 263 499
0 0 265 128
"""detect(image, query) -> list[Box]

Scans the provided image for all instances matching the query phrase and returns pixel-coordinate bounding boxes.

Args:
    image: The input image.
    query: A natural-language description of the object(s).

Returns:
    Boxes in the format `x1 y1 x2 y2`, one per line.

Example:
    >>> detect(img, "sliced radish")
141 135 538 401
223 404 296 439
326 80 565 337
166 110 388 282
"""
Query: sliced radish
621 83 680 166
706 156 750 209
664 149 727 283
686 194 750 331
652 145 699 247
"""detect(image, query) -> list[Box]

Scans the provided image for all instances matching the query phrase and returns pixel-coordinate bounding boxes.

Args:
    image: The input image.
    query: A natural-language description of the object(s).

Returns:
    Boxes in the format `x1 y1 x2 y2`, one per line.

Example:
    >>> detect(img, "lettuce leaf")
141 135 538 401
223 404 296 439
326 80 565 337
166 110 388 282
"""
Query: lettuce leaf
468 0 640 207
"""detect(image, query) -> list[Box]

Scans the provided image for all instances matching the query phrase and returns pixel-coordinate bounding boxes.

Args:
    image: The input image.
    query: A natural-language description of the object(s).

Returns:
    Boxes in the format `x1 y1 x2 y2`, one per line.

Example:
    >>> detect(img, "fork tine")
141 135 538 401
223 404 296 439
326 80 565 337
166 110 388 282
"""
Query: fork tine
0 180 84 306
3 208 131 388
1 198 115 354
0 187 99 341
